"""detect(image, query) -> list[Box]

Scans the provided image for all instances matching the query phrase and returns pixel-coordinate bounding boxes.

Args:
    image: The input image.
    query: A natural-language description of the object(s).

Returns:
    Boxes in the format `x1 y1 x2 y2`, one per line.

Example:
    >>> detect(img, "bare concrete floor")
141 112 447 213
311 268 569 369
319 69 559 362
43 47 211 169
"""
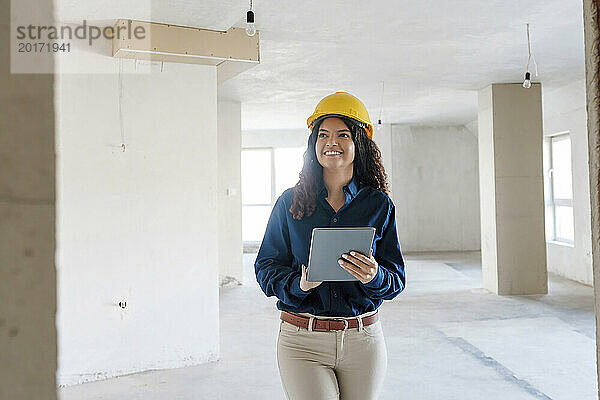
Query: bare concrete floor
59 251 597 399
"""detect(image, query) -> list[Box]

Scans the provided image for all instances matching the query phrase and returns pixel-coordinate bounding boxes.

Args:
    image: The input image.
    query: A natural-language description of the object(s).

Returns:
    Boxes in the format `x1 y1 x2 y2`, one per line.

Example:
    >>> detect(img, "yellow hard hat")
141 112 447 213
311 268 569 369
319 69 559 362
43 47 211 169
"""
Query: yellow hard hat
307 91 374 139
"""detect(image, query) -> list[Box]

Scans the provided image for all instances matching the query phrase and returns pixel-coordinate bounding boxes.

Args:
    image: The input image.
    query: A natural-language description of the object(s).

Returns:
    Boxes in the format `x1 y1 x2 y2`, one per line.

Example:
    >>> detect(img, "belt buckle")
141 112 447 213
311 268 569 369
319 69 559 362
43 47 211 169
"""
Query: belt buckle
331 318 349 332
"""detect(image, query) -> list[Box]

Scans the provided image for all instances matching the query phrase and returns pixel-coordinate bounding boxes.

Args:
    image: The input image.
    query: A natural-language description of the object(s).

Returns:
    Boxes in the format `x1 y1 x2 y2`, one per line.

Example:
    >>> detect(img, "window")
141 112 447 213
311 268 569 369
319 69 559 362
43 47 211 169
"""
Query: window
241 147 305 243
274 148 306 197
241 149 273 243
544 133 574 244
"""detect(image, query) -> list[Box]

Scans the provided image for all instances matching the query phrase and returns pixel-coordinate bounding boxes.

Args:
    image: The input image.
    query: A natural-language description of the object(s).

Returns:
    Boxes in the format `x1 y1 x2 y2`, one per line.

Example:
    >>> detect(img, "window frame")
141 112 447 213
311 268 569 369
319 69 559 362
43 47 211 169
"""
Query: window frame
241 147 276 208
241 146 306 247
545 132 574 245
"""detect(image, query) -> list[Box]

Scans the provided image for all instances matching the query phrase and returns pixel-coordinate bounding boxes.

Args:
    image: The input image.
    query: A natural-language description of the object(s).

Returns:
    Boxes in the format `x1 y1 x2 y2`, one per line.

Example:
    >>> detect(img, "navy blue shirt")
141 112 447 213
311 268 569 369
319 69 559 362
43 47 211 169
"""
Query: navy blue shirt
254 175 406 317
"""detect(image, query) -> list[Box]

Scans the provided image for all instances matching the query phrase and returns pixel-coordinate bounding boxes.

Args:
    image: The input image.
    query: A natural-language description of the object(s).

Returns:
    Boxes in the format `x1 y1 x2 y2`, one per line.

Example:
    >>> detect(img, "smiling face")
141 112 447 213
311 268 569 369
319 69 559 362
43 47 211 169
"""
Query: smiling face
315 117 356 171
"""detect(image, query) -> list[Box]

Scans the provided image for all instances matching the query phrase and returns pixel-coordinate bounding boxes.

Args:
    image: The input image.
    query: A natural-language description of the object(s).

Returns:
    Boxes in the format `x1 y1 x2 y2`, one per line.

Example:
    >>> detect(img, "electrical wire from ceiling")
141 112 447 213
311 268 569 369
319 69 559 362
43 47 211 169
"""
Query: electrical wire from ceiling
377 80 385 130
523 23 539 89
118 58 126 152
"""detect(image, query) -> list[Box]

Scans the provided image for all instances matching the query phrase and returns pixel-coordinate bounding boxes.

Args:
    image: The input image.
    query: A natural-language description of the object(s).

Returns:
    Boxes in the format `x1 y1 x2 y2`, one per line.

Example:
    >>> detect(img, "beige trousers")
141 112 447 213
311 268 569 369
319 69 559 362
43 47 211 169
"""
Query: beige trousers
276 312 387 400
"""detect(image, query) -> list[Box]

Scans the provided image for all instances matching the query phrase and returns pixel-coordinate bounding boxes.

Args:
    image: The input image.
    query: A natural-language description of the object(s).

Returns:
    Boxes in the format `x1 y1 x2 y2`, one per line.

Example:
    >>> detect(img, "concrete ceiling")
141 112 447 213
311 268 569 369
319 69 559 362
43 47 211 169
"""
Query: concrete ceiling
58 0 586 130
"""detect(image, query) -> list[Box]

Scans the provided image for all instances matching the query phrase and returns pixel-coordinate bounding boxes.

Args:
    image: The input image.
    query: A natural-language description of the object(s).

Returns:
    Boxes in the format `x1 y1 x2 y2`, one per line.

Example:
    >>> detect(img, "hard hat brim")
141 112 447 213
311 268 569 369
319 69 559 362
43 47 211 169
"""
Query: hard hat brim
307 113 373 139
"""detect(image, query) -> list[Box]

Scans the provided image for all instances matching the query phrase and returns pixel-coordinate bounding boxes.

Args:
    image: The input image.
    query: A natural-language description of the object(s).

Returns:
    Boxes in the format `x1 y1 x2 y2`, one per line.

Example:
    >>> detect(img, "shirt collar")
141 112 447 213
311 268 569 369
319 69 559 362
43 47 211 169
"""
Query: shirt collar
318 175 360 199
344 175 359 198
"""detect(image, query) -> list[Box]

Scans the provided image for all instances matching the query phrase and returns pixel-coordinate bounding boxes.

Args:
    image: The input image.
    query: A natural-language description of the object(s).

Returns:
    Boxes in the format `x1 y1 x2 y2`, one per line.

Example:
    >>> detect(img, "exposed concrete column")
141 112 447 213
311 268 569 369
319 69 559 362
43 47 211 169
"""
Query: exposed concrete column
582 0 600 397
477 84 548 295
217 101 243 286
0 0 57 399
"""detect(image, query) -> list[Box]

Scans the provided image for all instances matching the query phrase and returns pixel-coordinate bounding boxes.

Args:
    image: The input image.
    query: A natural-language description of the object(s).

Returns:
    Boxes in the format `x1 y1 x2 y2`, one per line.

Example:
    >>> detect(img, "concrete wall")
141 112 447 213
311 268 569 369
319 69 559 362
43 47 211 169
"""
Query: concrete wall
582 0 600 392
0 0 58 397
542 78 593 285
218 101 243 286
243 124 479 255
55 58 220 385
390 125 481 252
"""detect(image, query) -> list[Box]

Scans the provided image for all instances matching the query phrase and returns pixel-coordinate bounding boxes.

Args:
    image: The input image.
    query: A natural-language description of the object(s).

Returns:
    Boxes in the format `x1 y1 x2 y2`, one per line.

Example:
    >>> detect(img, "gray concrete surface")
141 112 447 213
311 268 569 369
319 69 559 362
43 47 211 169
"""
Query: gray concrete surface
478 83 548 295
59 251 597 400
1 0 58 397
582 0 600 393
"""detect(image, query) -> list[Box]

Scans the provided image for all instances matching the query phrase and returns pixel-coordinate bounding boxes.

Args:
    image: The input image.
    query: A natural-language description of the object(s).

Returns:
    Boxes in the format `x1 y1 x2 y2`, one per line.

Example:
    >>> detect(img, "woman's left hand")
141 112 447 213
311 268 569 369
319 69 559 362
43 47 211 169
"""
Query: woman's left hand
338 249 378 284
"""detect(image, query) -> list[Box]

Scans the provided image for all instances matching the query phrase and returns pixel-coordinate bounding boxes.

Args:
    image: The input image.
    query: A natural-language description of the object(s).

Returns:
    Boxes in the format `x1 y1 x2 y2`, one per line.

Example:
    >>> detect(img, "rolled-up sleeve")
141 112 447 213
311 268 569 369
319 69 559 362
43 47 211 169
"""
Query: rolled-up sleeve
254 195 311 307
360 202 406 300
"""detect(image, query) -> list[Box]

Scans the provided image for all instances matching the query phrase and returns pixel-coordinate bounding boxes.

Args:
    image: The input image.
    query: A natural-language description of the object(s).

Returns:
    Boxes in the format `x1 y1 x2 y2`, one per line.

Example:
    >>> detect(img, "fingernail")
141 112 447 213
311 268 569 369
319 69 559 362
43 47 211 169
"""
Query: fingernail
351 251 355 256
338 260 343 265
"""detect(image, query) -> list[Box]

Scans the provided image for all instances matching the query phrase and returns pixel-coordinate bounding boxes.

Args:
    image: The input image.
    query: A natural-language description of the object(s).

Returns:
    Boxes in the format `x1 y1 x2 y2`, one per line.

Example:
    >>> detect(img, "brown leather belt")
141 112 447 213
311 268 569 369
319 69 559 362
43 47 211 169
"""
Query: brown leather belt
280 310 378 331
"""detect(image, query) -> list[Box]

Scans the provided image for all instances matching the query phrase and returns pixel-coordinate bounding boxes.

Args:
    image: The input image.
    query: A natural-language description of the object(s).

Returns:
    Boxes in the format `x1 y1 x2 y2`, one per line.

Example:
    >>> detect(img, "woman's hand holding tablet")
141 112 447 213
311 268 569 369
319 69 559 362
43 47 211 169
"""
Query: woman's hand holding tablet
300 264 323 292
338 248 378 284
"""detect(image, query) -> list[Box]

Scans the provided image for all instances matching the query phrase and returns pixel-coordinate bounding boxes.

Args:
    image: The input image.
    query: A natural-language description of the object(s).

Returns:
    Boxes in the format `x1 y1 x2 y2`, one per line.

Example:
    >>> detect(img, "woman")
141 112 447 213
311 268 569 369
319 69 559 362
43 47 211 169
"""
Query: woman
254 91 406 400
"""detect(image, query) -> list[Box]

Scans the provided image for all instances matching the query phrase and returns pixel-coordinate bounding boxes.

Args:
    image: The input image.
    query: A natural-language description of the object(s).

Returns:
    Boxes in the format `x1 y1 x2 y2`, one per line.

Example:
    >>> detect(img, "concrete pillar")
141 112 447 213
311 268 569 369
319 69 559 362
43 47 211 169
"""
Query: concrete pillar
217 101 243 286
477 84 548 295
582 0 600 397
0 0 57 398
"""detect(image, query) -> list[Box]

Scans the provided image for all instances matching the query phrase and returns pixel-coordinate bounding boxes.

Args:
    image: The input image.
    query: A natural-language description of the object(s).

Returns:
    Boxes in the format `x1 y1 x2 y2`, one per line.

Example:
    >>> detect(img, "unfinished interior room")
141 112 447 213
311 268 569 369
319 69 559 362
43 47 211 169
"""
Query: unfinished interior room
2 0 600 399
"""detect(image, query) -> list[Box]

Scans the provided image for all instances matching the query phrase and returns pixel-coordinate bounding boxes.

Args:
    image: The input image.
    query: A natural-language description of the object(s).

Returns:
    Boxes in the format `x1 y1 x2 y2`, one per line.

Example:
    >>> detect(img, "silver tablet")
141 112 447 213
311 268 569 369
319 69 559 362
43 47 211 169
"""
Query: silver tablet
306 227 376 282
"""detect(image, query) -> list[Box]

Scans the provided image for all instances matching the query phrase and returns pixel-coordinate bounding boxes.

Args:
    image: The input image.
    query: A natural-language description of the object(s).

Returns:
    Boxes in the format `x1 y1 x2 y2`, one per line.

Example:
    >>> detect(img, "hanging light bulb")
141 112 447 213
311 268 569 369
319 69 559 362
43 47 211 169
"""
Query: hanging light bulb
522 23 538 89
376 81 385 132
246 0 256 36
523 71 531 89
246 11 255 36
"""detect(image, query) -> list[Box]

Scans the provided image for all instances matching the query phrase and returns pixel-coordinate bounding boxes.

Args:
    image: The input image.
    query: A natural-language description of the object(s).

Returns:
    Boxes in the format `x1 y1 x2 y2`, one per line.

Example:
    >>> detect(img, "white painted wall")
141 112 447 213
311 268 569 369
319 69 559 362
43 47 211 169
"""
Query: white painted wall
542 78 593 285
55 58 220 385
477 87 498 291
391 125 481 252
218 101 243 286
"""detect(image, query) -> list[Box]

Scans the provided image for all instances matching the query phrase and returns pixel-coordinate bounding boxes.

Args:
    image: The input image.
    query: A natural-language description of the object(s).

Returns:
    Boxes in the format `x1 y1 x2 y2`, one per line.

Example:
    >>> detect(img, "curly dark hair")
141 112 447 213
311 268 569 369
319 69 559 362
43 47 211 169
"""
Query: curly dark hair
289 115 389 220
